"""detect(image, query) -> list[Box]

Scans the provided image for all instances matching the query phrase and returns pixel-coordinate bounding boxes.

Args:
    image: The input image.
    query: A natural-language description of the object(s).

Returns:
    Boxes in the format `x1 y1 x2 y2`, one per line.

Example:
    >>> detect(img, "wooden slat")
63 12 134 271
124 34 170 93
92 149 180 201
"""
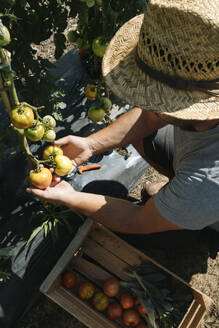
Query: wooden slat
48 286 121 328
178 300 203 328
83 238 130 281
187 304 205 328
40 218 94 294
90 225 142 266
71 256 112 286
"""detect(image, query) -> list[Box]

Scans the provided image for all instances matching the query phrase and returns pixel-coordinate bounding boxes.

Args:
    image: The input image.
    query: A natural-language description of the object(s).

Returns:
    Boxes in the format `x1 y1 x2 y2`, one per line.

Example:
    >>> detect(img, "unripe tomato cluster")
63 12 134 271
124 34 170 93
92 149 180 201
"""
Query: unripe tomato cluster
10 105 57 142
84 84 112 123
67 22 109 59
61 272 148 327
9 104 73 190
29 145 73 190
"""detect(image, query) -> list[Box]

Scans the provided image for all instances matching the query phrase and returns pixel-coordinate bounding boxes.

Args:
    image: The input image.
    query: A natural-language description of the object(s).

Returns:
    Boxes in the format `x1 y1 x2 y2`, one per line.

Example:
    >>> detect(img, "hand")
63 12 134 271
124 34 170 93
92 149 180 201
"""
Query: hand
54 135 93 167
26 174 75 206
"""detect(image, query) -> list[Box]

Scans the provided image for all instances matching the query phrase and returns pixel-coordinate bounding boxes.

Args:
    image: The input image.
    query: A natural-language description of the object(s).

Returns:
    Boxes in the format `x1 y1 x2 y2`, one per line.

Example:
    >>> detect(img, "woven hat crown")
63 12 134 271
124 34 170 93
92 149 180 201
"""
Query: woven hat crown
138 0 219 81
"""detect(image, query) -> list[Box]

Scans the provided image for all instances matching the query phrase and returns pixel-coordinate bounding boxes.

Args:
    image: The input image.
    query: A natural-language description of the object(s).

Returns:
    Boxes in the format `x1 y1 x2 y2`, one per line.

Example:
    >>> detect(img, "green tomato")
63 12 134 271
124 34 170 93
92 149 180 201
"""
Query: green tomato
99 97 112 112
42 115 56 129
92 37 109 57
0 20 10 46
43 145 63 160
86 0 95 7
24 120 45 142
43 129 56 142
67 29 78 43
10 105 34 129
88 107 105 123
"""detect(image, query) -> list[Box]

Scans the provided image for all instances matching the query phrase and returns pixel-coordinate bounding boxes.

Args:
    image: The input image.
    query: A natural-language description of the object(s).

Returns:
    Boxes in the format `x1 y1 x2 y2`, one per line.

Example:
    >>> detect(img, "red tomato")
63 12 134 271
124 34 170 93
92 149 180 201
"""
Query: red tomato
103 277 120 297
120 292 135 309
122 309 140 327
62 272 77 289
107 302 123 320
138 304 147 315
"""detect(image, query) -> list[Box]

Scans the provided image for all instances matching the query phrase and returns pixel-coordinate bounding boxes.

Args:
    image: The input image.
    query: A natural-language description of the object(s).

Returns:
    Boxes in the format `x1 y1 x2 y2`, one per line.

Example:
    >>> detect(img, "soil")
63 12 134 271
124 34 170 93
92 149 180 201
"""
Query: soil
14 19 218 328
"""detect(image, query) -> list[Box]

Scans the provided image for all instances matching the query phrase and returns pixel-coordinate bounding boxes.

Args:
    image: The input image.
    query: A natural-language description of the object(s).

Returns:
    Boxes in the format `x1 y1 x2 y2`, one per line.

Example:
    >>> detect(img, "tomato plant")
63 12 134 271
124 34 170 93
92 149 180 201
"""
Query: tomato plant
92 292 109 311
43 145 63 160
62 271 77 289
78 281 95 300
103 277 120 297
24 120 45 142
10 105 34 129
54 155 73 176
29 167 52 190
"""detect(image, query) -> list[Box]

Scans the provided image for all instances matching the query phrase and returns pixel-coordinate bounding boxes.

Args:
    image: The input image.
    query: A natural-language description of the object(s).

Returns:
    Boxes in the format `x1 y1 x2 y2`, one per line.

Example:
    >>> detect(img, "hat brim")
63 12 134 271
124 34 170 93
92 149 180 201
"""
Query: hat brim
102 15 219 121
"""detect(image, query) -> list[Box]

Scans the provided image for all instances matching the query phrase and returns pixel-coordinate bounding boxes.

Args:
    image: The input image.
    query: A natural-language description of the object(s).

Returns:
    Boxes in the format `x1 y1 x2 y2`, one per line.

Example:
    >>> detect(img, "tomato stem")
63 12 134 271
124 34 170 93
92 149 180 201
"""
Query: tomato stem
0 48 19 111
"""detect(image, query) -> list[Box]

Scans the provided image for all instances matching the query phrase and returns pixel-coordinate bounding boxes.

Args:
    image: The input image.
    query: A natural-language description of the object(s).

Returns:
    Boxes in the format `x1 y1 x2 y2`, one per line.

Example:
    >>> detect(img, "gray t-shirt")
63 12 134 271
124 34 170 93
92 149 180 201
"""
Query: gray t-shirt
154 125 219 231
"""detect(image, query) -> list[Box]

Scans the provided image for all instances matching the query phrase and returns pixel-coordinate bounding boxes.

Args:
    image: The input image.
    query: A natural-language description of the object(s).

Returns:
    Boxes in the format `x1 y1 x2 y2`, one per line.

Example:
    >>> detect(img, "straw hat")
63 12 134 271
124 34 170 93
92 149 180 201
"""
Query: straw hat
102 0 219 121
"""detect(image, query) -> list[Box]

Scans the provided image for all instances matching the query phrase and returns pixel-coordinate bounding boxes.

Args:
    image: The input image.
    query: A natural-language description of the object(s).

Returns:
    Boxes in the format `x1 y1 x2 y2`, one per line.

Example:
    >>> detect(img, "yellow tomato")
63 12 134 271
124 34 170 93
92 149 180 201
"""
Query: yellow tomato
29 167 52 190
54 155 73 176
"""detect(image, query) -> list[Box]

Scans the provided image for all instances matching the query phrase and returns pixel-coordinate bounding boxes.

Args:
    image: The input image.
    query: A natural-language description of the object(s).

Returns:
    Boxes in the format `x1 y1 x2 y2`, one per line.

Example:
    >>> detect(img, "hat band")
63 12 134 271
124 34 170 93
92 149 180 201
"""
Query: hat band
135 48 219 97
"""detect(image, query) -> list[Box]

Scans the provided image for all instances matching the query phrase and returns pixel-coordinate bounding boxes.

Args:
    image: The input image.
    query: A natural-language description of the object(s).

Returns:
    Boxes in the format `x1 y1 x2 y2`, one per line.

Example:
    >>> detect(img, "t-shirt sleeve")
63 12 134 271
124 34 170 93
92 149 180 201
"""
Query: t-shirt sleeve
154 174 219 230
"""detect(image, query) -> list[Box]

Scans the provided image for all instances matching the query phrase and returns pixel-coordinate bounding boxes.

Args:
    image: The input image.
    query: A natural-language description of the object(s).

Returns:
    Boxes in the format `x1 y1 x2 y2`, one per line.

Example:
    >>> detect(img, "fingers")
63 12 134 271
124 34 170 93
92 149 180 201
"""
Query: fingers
51 174 61 187
54 135 71 146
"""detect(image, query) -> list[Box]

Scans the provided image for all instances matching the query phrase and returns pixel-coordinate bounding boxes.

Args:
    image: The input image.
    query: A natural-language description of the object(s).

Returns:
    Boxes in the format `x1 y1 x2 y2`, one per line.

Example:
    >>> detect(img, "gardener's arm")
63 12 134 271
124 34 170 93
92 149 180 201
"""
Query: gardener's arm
27 180 182 234
64 190 182 233
87 107 167 154
54 108 168 165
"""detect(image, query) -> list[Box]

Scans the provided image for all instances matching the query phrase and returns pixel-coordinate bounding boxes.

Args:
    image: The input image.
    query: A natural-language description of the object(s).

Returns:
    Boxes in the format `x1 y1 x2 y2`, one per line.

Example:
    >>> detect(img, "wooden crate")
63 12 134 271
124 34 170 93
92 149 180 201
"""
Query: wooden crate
40 218 213 328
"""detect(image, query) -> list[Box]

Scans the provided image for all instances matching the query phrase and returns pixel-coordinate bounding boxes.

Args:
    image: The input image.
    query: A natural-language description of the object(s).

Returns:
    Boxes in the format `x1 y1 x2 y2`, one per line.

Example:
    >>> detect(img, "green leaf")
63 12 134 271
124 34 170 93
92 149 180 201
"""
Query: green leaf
26 225 44 247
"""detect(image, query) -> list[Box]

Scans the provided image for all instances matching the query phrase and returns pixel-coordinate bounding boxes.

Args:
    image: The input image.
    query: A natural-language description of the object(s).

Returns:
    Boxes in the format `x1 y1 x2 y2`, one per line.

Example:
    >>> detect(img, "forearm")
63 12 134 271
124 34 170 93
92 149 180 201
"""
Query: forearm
64 191 142 233
63 191 181 234
87 107 167 155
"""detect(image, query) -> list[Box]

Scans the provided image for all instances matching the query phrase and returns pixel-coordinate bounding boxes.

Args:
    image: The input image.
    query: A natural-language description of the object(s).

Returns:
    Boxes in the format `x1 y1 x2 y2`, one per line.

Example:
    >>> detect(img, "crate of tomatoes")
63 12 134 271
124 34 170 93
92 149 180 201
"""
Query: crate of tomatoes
40 219 212 328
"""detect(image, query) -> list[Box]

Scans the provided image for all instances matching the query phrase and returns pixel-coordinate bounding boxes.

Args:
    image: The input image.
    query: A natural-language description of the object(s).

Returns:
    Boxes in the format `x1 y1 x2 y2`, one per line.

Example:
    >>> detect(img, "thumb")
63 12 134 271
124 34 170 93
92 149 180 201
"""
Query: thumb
26 187 46 198
54 135 71 146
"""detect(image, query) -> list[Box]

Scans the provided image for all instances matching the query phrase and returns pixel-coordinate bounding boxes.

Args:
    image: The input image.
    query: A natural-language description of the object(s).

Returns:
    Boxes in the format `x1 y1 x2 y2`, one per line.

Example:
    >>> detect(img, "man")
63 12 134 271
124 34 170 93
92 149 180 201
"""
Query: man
27 0 219 237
